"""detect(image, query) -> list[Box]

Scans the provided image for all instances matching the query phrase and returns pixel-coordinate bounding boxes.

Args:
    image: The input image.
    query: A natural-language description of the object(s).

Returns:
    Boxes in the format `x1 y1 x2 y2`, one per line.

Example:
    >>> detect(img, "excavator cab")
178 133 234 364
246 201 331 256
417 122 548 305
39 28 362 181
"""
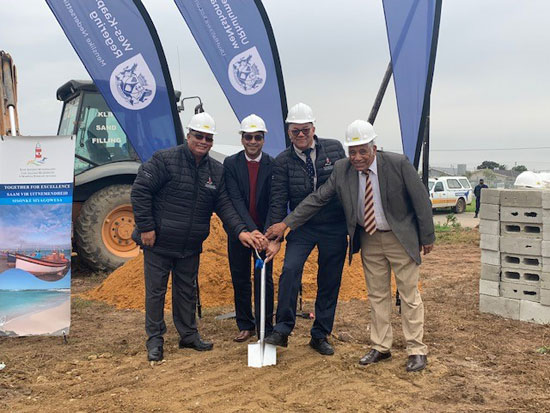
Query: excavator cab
57 80 144 271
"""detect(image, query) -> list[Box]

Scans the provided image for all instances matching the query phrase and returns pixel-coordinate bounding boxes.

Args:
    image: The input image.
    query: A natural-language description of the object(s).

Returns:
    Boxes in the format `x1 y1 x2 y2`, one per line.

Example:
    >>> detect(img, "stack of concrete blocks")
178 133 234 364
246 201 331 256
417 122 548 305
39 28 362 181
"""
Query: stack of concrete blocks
479 188 550 324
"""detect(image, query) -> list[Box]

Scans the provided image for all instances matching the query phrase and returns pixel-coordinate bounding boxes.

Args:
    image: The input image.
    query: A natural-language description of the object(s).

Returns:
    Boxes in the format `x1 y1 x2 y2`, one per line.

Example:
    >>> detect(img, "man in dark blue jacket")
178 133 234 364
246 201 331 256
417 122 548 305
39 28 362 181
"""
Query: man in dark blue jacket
224 114 275 342
264 103 348 356
131 112 264 362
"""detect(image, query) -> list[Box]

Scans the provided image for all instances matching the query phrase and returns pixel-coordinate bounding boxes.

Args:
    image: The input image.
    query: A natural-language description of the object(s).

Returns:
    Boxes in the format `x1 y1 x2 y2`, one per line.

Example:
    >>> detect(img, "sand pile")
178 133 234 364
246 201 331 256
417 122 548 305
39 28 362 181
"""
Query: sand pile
86 215 376 310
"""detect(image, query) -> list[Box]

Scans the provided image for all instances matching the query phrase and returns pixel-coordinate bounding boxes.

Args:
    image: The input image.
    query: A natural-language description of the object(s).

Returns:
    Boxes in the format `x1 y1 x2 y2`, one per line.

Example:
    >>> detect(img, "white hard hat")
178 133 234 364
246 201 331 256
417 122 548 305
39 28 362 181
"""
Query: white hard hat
187 112 217 135
344 120 377 147
285 102 315 124
239 114 267 133
514 171 542 188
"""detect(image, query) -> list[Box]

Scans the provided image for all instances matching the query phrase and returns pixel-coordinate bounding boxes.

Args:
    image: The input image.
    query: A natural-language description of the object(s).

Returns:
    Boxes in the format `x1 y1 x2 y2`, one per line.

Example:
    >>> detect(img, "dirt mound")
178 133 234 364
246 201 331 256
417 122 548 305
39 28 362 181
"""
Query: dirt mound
85 215 370 310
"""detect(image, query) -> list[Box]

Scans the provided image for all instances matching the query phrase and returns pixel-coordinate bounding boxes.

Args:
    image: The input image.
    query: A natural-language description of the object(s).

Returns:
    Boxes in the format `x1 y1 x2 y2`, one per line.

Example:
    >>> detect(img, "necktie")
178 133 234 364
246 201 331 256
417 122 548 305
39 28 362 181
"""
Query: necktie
364 172 376 235
303 148 315 190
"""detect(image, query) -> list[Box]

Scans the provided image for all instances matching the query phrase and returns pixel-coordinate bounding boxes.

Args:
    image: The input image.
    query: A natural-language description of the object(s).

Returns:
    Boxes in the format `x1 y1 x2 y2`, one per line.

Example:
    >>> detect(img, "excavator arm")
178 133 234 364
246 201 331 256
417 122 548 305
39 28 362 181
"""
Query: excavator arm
0 50 19 136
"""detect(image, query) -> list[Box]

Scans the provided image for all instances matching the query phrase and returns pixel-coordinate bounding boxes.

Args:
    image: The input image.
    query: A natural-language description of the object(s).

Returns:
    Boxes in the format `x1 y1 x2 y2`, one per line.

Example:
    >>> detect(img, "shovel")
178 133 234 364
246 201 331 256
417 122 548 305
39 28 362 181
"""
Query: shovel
248 250 276 368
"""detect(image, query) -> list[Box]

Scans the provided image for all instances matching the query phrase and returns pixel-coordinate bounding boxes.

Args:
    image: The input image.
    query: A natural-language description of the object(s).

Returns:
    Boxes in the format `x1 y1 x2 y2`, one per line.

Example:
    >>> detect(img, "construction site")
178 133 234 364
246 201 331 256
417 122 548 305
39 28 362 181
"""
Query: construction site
2 1 550 412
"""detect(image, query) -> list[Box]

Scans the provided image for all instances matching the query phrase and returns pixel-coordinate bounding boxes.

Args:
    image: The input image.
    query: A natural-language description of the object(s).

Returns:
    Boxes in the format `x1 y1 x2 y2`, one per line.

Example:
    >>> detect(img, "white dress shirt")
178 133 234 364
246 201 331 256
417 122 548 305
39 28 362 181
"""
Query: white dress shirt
357 156 391 230
245 152 262 162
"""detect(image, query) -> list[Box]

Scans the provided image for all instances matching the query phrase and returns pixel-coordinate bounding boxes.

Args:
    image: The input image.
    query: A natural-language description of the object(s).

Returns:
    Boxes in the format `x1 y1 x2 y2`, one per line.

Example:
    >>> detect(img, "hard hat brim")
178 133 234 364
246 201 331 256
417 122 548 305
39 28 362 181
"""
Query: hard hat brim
344 136 376 147
187 127 217 135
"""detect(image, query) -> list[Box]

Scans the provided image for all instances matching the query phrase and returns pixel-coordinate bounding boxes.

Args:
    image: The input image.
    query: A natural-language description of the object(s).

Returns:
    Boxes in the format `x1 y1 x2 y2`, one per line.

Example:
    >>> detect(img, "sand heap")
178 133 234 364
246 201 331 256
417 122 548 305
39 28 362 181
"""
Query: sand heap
86 215 373 310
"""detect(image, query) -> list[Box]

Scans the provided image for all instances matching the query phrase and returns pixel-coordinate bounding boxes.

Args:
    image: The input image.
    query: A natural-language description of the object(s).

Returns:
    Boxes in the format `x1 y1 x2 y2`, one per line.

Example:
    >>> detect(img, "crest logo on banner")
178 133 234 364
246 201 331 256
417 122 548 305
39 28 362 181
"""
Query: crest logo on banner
228 47 266 95
27 143 47 166
110 53 157 110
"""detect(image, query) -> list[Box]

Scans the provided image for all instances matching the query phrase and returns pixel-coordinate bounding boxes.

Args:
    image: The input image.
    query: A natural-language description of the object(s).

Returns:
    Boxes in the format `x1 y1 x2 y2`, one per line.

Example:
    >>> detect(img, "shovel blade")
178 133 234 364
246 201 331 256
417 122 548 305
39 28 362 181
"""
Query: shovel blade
247 342 277 368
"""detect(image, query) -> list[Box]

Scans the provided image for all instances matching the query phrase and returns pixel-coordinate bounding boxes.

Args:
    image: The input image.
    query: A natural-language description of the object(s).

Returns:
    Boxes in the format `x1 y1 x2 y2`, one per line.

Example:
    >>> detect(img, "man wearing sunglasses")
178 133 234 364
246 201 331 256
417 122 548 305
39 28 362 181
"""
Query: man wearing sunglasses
264 103 348 356
223 114 275 343
131 112 265 362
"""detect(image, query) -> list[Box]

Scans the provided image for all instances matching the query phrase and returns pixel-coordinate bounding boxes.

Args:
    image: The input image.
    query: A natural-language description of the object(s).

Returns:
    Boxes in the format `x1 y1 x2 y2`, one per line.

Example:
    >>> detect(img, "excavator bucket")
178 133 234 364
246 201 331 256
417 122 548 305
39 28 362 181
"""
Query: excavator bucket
0 50 19 136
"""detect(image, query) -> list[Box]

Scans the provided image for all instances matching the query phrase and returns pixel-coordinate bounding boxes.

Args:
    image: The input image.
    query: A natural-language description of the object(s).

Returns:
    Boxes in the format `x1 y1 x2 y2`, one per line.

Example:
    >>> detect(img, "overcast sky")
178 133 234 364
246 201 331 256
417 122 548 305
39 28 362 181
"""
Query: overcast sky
2 0 549 170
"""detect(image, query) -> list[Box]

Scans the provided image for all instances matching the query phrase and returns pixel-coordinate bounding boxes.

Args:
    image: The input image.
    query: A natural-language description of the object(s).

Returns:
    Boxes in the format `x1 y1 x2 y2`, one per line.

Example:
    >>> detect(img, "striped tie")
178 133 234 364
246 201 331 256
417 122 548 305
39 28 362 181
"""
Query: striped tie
364 173 376 235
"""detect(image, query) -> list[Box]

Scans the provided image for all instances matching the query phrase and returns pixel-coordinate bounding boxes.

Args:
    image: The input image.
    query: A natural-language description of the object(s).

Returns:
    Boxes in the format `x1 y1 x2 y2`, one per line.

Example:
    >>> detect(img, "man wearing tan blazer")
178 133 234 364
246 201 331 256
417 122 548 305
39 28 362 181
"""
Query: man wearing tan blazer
266 120 435 372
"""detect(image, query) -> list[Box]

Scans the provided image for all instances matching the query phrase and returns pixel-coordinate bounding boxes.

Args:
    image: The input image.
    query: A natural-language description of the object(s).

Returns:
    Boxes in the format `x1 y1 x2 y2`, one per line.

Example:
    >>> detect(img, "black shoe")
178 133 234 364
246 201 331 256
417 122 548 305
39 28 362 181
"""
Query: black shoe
309 337 334 356
264 331 288 348
406 354 427 372
474 214 478 218
147 345 163 361
358 349 391 365
179 337 213 351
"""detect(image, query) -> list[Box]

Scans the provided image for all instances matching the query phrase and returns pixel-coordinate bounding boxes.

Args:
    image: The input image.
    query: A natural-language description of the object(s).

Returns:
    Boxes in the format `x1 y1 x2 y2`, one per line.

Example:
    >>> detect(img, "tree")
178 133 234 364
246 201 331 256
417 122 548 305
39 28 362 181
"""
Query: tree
512 165 528 172
477 160 506 170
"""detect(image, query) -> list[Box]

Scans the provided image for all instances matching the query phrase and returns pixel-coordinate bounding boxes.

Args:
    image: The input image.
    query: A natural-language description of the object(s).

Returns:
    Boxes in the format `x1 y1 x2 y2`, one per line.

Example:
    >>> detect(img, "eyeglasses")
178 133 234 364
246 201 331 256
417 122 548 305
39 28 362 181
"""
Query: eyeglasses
190 132 214 143
289 127 311 137
242 133 264 142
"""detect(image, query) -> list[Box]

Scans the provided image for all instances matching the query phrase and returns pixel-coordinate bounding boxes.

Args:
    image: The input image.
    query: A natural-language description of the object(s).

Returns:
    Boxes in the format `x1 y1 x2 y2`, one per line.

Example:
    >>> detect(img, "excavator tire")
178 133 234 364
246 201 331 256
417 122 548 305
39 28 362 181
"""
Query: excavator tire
74 184 139 272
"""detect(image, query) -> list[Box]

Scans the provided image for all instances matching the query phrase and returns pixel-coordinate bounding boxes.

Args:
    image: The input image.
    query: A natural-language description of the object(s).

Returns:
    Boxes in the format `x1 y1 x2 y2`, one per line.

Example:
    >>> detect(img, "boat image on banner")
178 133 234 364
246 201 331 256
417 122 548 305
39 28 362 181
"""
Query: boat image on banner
110 53 157 110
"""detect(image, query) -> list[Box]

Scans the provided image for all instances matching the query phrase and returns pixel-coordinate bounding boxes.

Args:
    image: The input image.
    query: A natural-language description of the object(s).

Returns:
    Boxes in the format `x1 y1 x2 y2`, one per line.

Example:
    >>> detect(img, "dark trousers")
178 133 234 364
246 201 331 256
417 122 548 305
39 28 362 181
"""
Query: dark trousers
273 221 347 339
475 198 481 215
227 236 274 336
143 249 200 349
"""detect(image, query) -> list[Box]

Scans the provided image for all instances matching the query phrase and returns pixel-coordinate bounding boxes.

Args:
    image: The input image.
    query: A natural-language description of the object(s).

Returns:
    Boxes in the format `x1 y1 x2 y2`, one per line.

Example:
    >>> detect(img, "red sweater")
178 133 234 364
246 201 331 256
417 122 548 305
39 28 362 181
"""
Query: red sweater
247 160 261 227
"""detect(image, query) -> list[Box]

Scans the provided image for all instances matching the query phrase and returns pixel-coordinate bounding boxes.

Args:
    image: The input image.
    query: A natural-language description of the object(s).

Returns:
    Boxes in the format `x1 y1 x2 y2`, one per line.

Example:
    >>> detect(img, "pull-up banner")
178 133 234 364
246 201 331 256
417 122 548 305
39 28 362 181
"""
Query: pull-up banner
174 0 288 157
0 135 75 336
46 0 183 161
382 0 440 168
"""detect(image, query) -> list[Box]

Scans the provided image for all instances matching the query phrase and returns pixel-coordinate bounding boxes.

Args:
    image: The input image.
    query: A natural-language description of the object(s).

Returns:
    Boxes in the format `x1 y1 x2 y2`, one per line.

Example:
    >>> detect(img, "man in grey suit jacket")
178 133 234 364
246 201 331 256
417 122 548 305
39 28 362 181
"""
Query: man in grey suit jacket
266 120 435 372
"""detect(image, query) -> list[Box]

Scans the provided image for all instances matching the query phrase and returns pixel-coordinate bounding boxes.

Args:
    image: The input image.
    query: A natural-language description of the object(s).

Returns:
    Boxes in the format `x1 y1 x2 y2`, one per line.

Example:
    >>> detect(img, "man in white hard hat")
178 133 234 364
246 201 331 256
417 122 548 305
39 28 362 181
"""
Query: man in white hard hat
267 120 435 372
223 114 275 342
264 103 348 356
131 112 265 362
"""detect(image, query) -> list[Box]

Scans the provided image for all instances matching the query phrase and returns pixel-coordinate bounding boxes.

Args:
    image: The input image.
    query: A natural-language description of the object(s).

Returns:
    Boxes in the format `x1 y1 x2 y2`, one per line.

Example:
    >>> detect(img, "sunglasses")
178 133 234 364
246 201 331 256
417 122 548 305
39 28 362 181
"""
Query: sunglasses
243 133 264 142
289 127 311 137
190 132 214 143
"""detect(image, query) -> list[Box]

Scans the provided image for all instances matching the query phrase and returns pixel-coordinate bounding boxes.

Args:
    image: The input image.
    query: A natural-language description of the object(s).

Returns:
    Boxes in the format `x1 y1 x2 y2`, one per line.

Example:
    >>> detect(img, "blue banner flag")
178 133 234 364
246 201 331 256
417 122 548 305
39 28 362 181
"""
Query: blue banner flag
46 0 184 161
382 0 441 168
173 0 288 157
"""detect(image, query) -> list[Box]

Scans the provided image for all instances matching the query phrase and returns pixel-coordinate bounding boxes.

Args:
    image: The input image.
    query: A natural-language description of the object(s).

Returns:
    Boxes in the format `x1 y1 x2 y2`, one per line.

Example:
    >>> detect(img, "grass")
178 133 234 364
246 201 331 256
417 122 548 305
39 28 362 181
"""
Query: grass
435 213 479 245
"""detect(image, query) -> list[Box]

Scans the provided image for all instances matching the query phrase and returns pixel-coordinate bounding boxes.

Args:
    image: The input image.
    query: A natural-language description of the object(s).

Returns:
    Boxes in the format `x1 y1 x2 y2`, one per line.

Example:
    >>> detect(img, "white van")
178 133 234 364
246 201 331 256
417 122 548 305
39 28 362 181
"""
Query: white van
428 176 473 213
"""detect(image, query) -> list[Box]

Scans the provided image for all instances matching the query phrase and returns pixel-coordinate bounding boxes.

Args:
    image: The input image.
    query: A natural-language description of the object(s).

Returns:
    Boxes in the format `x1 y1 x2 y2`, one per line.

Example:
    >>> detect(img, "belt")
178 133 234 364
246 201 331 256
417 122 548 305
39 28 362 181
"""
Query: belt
376 229 392 233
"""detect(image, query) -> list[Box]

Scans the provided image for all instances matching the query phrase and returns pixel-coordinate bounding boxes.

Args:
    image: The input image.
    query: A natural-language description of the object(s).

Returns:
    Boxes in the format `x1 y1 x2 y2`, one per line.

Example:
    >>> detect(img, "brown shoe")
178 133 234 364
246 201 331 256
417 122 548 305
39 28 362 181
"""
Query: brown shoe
233 329 256 342
359 349 392 365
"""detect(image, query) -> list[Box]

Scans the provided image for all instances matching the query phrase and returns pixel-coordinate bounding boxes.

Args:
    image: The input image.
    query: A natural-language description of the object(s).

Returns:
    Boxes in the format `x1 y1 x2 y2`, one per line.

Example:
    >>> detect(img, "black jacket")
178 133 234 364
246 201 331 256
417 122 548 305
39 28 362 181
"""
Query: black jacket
270 136 346 226
131 144 246 257
223 151 274 234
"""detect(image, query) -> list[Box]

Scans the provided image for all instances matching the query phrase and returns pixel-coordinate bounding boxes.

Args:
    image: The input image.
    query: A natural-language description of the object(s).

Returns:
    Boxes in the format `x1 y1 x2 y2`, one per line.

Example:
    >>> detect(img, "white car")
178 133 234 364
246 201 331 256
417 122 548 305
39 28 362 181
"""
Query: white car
428 176 474 214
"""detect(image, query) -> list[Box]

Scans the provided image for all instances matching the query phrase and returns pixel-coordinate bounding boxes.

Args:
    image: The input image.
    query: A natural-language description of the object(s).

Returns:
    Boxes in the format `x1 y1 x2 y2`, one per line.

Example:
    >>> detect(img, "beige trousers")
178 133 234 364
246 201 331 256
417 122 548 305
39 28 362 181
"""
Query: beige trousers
360 230 427 355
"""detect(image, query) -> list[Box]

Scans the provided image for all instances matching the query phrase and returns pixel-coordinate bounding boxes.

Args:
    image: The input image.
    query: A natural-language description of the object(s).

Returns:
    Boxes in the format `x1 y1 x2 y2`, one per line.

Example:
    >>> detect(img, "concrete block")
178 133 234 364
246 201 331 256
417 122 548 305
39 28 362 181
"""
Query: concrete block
541 272 550 289
501 252 542 270
520 300 550 324
479 294 520 320
543 209 550 225
500 206 542 224
479 204 499 221
500 222 542 239
543 228 550 241
480 188 500 205
542 241 550 257
481 264 501 282
543 257 550 269
480 234 499 251
500 237 541 255
480 219 499 235
479 280 499 296
500 267 541 284
500 189 542 208
540 289 550 306
481 249 500 266
542 191 550 209
500 282 539 302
